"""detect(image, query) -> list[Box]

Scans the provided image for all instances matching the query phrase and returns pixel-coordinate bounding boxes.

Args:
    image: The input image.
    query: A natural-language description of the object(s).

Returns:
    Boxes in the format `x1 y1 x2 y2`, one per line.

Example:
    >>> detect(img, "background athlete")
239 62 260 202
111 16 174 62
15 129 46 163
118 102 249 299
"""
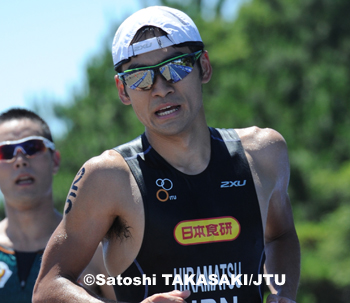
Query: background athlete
33 6 300 303
0 108 115 302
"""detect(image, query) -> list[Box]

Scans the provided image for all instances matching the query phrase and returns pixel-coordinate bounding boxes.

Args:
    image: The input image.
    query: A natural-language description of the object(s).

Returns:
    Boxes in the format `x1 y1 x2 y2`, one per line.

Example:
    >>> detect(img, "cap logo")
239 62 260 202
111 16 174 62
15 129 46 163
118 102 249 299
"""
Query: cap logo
127 36 176 58
133 42 152 53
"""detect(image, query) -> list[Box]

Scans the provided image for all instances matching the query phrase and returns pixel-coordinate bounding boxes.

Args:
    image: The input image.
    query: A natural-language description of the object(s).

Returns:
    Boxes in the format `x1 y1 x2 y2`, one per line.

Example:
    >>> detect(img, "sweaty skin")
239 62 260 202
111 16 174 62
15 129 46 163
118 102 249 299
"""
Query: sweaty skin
33 47 300 303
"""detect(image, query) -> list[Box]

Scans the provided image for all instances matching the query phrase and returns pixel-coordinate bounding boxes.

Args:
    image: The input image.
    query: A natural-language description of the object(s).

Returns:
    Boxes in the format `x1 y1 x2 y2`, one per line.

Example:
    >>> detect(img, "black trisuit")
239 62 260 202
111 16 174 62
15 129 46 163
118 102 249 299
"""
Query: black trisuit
113 127 265 303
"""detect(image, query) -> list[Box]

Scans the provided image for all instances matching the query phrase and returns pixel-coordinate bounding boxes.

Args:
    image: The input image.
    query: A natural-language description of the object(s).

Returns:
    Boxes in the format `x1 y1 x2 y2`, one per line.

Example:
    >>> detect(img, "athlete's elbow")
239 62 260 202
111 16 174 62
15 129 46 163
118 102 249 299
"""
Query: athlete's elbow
32 279 52 303
32 287 44 303
32 292 43 303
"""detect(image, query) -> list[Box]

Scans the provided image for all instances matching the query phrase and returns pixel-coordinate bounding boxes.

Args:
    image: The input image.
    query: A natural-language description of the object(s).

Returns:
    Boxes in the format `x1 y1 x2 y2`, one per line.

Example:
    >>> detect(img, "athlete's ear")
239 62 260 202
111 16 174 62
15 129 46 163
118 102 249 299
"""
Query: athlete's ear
200 51 212 84
52 150 61 175
115 75 131 105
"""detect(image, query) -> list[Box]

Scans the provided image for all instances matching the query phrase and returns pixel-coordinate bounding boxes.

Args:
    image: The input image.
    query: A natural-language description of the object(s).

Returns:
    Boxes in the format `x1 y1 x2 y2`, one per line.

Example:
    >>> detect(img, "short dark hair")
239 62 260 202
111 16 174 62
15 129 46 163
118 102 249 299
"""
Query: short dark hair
0 108 54 143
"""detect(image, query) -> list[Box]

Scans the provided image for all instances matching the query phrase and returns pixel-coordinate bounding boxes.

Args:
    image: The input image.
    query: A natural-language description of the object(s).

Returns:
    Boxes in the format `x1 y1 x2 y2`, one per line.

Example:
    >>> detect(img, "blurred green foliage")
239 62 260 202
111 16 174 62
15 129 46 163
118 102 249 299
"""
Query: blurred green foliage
1 0 349 301
52 0 350 301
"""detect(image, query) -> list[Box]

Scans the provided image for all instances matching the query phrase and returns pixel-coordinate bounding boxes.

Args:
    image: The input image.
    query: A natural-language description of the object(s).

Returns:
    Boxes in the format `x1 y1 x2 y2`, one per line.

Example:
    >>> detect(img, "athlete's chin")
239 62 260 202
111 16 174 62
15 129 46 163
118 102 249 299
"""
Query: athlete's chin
148 123 188 138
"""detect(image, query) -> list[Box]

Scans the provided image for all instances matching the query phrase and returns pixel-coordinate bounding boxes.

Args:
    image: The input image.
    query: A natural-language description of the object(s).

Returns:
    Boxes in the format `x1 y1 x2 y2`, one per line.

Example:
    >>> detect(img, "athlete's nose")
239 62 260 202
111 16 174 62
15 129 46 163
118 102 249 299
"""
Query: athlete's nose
12 148 29 168
151 74 174 98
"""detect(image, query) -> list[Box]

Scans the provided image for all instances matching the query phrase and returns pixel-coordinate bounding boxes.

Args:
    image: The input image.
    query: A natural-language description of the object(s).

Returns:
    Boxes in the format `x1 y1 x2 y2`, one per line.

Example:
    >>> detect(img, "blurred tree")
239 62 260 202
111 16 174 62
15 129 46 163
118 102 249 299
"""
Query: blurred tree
0 199 4 219
51 43 145 208
197 0 350 216
194 0 350 301
45 0 350 302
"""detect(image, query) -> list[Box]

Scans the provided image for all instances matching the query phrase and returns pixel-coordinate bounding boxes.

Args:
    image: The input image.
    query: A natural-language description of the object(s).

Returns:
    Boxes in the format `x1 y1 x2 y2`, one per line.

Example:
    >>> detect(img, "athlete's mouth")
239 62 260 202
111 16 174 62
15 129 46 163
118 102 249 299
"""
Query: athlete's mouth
156 105 180 116
16 176 34 185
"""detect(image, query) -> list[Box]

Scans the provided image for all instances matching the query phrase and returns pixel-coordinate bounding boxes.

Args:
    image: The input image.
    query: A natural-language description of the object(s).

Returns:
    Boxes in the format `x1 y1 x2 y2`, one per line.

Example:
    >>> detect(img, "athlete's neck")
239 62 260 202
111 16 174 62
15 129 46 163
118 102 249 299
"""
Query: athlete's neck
146 126 211 175
1 200 62 251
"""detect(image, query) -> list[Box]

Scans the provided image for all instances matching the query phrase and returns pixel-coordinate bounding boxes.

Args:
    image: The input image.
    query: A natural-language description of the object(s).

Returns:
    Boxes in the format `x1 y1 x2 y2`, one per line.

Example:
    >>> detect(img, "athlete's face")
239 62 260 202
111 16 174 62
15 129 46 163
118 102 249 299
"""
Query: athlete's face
115 46 212 138
0 119 60 208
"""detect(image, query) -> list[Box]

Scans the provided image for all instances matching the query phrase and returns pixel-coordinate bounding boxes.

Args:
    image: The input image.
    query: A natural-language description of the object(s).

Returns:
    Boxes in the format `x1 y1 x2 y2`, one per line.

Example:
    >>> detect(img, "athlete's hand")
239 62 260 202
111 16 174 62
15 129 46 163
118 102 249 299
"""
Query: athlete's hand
142 290 191 303
266 293 296 303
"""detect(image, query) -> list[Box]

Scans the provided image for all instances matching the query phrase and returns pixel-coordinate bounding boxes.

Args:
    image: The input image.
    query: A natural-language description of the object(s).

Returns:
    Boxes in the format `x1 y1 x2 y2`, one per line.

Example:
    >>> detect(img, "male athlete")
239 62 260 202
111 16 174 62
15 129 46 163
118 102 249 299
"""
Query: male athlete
0 108 115 302
33 6 300 303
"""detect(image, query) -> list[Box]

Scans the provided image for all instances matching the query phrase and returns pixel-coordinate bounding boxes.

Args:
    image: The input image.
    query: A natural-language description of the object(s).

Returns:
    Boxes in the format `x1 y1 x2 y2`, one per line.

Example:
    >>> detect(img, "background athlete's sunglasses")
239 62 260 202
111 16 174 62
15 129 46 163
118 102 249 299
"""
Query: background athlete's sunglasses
0 136 55 163
118 50 203 91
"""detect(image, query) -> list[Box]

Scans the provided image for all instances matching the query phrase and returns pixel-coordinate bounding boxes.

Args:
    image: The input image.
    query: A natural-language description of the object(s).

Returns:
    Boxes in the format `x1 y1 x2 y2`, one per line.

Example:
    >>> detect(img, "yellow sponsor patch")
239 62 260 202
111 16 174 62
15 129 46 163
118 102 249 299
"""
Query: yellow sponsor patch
174 216 240 245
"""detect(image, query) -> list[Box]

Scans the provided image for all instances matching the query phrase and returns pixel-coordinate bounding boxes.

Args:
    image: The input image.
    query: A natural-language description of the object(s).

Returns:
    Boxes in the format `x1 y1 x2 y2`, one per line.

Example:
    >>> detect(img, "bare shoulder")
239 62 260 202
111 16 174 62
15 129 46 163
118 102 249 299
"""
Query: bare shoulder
63 149 134 219
235 126 287 154
0 218 11 248
235 126 290 186
76 149 132 196
0 218 7 234
83 149 130 179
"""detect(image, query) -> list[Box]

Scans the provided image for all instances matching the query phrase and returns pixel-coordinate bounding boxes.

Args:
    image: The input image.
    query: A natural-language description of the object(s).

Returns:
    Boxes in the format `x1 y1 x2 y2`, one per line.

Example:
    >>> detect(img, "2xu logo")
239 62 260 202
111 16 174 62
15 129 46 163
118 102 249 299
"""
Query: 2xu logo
133 42 152 52
220 180 246 188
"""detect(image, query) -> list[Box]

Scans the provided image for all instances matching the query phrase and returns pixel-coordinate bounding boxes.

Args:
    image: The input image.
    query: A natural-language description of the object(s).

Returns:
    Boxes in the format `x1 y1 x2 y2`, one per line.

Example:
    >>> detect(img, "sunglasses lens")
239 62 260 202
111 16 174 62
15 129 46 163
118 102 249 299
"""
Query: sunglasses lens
123 70 154 90
120 51 201 91
160 59 194 83
0 145 15 160
0 139 47 161
22 139 46 156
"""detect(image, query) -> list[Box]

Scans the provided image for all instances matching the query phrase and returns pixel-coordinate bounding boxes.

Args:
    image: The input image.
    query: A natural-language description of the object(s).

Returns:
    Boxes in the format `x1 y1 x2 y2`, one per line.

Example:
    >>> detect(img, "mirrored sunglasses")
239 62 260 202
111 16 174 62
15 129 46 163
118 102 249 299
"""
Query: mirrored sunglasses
118 50 203 91
0 136 55 163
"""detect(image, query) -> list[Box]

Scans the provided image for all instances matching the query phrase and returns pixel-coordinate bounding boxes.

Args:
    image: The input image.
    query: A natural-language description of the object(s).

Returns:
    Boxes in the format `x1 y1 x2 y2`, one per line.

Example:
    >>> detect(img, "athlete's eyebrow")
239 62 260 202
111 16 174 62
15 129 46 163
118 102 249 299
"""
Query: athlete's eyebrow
126 52 186 70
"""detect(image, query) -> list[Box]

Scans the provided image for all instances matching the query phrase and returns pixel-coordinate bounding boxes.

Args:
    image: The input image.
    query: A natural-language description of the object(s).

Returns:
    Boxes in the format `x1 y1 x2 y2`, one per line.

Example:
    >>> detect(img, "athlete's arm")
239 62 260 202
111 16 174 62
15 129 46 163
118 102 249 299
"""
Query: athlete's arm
33 150 190 303
255 129 300 302
81 243 117 300
33 151 123 302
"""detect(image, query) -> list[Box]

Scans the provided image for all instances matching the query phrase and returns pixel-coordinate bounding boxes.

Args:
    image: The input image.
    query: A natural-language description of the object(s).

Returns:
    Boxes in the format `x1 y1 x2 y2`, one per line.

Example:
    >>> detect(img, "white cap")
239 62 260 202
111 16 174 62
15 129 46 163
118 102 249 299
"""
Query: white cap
112 6 203 70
